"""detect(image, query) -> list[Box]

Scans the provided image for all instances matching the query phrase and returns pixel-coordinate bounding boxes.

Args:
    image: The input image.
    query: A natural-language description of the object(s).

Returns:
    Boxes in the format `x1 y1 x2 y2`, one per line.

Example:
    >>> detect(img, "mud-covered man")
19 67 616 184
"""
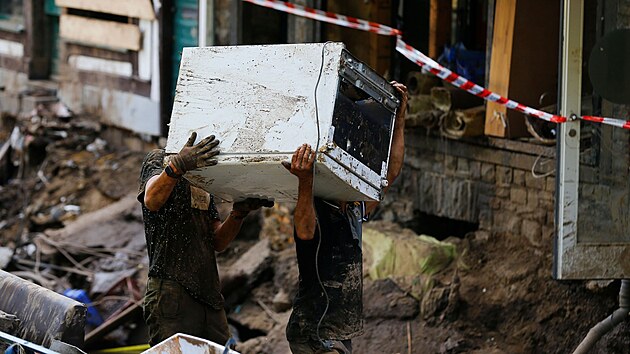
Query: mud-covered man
138 132 273 346
283 82 408 354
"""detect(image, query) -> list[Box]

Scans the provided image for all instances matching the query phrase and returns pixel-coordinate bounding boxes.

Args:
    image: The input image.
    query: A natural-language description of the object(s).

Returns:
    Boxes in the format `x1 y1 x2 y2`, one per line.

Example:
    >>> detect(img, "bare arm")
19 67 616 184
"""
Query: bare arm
294 173 316 241
213 198 274 252
366 82 408 215
144 162 181 211
283 144 317 241
212 212 246 252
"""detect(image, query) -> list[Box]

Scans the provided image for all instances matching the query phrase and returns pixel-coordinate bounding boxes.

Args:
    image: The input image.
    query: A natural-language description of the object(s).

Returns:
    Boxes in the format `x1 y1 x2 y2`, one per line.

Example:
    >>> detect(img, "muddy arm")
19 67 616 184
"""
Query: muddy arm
283 144 317 241
366 82 408 215
143 162 181 211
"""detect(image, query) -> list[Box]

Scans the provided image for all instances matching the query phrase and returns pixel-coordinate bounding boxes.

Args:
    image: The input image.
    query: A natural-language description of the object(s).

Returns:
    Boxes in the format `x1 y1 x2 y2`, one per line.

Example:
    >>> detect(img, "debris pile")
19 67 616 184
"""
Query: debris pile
404 71 485 139
0 109 150 350
219 220 464 354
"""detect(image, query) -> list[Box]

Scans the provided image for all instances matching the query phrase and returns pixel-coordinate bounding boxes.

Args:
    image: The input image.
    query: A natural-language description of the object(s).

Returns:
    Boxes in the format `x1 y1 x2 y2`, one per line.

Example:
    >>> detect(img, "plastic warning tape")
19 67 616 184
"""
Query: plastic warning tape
580 115 630 129
395 37 567 124
396 40 630 129
242 0 402 36
243 0 630 130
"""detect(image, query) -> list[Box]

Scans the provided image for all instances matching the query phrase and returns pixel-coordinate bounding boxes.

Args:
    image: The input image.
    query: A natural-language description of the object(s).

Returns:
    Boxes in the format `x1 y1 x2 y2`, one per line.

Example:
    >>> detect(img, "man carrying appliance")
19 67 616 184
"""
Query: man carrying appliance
283 82 408 354
138 132 273 346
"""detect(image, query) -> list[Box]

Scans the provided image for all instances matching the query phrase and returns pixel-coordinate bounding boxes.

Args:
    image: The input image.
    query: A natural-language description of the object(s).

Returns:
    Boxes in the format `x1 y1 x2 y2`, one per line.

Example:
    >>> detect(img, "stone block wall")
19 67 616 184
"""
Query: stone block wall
383 132 556 244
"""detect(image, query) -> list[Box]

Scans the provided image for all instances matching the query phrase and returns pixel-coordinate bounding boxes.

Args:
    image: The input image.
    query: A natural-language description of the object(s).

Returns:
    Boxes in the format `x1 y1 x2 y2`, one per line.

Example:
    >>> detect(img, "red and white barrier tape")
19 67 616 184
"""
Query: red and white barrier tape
581 115 630 129
243 0 630 130
242 0 401 36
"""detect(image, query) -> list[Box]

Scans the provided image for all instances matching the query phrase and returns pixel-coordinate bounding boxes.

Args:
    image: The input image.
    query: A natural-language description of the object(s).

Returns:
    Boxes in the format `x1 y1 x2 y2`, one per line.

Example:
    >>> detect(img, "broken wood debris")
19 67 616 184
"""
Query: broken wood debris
0 110 150 351
403 72 486 139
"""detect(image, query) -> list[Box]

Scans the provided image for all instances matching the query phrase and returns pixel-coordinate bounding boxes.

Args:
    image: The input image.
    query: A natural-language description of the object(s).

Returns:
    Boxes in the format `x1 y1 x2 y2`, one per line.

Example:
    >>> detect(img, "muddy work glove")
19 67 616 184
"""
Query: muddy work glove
170 132 220 174
231 198 275 220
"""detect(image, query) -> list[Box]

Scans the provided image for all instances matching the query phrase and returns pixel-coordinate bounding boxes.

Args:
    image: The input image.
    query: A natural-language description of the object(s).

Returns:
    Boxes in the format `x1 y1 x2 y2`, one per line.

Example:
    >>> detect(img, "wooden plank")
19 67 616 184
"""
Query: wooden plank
507 0 560 135
65 42 133 62
485 0 560 138
138 19 152 81
368 0 392 75
84 302 142 346
326 0 391 75
68 55 133 77
0 29 24 43
484 0 516 137
429 0 452 59
55 0 155 20
60 14 141 51
0 39 24 57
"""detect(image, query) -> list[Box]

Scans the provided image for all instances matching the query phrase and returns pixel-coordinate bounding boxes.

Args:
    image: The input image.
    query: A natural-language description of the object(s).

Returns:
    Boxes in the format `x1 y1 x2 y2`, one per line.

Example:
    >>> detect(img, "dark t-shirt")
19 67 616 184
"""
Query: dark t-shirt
137 149 224 309
286 198 366 342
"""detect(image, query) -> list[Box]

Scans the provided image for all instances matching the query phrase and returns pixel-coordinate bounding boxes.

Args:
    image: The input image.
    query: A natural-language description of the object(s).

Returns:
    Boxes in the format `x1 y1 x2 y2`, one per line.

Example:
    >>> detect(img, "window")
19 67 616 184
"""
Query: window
0 0 24 27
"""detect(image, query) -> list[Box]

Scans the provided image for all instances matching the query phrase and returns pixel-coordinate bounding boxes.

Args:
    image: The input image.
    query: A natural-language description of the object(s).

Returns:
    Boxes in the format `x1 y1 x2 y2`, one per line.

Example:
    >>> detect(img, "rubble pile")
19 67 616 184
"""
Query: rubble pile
0 109 150 349
221 221 464 354
404 71 486 139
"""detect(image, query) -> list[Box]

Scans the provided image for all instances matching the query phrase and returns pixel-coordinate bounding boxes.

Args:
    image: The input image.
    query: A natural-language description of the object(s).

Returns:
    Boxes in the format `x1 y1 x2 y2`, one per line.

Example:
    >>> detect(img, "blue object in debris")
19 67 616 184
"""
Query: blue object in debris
438 42 486 84
4 343 35 354
63 289 104 327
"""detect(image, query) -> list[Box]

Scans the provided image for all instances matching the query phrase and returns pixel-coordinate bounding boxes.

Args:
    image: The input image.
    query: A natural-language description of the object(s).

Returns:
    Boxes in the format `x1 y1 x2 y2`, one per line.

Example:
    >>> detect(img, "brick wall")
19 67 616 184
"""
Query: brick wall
383 132 556 245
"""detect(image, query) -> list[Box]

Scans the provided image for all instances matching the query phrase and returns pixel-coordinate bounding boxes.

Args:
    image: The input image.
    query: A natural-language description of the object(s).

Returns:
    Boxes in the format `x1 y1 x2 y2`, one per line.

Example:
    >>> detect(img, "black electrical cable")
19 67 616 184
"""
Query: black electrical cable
313 41 332 347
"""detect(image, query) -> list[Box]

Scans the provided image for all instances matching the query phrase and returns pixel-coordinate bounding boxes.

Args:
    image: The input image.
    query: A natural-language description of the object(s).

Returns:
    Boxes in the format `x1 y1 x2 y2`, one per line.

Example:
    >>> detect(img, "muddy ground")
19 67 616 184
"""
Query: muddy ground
0 114 628 354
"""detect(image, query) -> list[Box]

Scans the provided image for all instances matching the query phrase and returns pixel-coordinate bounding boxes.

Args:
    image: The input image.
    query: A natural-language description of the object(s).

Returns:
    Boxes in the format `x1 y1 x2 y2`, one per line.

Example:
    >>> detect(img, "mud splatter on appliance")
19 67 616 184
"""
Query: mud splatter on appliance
166 42 400 202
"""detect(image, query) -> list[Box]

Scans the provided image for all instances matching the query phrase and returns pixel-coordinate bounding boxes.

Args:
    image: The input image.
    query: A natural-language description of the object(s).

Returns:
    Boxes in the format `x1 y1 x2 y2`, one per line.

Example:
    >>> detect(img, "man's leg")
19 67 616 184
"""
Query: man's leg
143 278 207 346
169 282 231 344
202 304 231 345
143 278 190 346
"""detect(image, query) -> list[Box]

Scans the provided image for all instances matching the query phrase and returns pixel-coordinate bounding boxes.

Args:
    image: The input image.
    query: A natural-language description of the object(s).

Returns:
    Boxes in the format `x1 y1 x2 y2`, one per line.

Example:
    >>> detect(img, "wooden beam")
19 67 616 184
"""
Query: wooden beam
327 0 391 76
484 0 560 138
84 302 142 346
60 14 142 51
68 55 133 77
55 0 155 20
484 0 516 137
25 0 51 79
0 39 24 57
368 0 392 75
429 0 452 59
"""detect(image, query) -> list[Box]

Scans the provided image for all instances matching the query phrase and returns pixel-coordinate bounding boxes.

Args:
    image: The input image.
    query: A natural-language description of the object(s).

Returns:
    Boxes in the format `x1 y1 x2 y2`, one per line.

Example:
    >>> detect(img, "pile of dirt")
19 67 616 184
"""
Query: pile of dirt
0 112 627 354
222 220 628 354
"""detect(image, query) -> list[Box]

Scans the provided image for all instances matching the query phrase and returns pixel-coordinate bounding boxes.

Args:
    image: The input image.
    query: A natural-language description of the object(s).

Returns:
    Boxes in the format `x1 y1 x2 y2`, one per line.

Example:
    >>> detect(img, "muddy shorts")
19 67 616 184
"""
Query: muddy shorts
288 338 352 354
143 277 230 346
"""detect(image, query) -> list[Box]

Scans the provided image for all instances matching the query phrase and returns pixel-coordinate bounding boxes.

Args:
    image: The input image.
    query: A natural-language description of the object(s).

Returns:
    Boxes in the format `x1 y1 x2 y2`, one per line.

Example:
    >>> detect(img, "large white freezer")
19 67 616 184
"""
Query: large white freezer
166 42 400 202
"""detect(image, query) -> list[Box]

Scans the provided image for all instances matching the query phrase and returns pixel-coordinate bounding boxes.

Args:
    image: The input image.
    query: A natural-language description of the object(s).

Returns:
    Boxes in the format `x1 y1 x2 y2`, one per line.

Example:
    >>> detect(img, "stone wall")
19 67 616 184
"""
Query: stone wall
383 131 556 245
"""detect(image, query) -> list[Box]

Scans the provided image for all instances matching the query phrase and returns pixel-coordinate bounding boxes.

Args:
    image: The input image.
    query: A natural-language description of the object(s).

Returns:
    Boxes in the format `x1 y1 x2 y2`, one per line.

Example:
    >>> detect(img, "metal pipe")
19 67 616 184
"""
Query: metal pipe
573 280 630 354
